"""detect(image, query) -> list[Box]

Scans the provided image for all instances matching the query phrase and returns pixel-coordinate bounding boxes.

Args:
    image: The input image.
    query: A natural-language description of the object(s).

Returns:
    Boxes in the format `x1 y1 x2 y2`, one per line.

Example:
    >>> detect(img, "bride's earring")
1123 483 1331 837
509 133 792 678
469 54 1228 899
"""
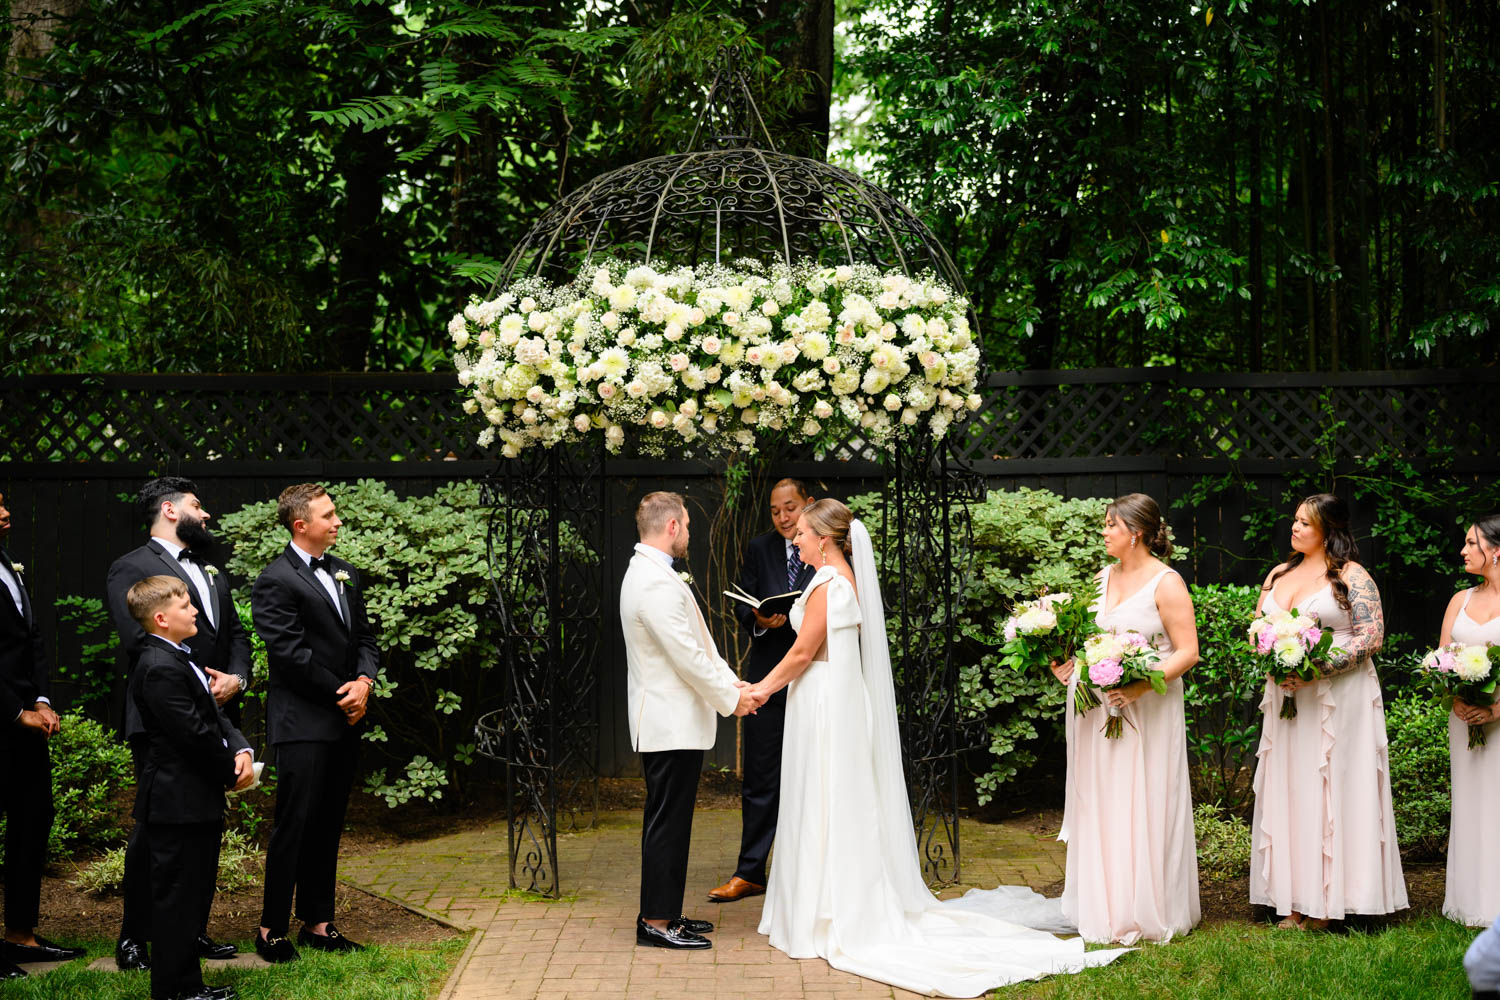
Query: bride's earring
1130 536 1137 548
819 541 827 566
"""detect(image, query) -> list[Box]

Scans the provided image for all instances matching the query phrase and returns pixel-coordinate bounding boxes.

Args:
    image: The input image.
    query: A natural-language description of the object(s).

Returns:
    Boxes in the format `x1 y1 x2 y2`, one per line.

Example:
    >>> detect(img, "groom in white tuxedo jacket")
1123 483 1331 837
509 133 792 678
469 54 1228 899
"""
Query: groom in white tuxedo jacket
620 491 761 950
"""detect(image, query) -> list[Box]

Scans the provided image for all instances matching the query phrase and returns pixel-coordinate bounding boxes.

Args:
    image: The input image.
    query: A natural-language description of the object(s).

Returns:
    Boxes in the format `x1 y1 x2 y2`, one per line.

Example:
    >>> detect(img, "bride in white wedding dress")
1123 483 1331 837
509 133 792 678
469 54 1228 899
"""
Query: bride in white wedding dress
745 500 1126 997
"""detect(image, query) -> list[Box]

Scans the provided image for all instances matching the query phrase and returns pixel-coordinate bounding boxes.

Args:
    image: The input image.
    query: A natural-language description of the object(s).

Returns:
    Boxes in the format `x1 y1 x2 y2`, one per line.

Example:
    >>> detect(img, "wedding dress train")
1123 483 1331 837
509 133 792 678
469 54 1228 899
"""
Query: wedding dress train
758 523 1125 997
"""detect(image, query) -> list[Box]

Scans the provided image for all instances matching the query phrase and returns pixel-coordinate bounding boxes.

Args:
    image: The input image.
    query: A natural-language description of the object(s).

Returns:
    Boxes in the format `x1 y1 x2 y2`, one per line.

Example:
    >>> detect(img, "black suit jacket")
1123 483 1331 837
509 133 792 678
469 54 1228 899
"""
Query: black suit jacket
251 545 379 745
106 539 252 738
130 638 248 824
0 551 49 722
734 531 818 684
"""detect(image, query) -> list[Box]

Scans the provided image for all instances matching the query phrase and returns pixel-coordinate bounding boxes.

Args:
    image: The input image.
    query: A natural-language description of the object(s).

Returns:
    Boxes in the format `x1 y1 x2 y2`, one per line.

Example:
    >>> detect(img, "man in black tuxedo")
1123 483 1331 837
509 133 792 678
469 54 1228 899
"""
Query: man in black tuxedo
707 478 815 903
0 491 85 979
106 478 251 971
251 483 378 963
126 575 254 1000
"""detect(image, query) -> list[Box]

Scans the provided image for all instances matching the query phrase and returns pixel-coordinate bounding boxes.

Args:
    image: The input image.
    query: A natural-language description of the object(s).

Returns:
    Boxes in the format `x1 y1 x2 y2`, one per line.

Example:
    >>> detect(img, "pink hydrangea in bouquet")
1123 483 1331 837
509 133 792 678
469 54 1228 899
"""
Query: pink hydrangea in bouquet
1420 642 1500 749
992 591 1101 714
1247 608 1342 719
1076 630 1167 738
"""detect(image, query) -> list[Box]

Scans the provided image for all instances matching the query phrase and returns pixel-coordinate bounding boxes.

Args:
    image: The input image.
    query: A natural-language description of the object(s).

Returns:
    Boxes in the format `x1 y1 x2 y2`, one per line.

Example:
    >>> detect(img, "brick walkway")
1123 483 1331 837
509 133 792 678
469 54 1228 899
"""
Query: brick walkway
340 808 1068 1000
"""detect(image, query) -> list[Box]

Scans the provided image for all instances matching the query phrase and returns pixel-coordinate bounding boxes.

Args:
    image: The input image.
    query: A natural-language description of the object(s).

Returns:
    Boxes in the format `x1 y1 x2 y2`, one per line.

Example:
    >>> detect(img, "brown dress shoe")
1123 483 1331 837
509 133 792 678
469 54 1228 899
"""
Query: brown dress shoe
707 876 765 902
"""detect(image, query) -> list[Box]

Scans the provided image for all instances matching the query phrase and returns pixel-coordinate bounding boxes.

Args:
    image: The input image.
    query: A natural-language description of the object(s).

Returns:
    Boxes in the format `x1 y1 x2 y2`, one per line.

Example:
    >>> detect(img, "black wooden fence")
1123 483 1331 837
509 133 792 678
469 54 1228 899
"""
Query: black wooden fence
3 368 1495 773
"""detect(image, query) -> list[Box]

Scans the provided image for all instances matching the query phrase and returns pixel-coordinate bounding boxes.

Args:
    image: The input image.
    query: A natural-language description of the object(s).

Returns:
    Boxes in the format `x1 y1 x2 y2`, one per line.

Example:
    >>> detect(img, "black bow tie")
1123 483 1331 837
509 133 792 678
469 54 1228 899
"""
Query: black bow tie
178 549 203 564
310 555 333 575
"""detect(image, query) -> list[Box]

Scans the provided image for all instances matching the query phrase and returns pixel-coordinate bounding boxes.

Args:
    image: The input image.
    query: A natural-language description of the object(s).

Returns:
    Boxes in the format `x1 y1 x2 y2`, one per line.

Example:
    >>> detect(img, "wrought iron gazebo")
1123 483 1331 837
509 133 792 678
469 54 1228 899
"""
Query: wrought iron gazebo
474 48 981 897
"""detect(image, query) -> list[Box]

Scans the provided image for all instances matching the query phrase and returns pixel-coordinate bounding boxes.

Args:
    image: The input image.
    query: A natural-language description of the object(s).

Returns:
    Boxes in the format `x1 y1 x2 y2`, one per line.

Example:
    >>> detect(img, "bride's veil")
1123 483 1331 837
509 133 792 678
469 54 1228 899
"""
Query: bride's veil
848 518 933 907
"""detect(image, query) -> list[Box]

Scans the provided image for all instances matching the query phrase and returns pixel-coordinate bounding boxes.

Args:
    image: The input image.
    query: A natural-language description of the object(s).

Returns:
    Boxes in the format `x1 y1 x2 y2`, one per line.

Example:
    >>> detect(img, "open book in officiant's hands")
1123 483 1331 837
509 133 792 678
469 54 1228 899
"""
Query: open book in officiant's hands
724 581 802 617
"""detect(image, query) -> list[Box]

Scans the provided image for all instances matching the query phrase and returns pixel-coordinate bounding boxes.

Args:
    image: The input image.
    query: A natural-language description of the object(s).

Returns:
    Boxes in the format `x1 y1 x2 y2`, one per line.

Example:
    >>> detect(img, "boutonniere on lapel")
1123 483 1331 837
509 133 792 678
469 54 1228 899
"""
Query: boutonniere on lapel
677 570 693 586
8 561 22 578
334 569 351 585
203 564 219 579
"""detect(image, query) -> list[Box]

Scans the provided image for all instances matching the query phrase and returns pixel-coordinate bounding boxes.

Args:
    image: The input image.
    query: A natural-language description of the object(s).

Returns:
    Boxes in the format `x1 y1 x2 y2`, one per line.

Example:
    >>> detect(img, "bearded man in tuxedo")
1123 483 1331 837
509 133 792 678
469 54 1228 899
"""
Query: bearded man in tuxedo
251 483 378 963
706 478 815 903
106 477 250 971
0 491 84 979
620 491 762 950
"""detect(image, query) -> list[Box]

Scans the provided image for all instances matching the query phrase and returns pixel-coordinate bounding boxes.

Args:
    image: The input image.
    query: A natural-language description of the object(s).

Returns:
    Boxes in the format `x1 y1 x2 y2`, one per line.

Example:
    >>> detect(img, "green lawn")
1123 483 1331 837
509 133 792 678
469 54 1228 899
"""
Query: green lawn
992 917 1475 999
1 935 467 1000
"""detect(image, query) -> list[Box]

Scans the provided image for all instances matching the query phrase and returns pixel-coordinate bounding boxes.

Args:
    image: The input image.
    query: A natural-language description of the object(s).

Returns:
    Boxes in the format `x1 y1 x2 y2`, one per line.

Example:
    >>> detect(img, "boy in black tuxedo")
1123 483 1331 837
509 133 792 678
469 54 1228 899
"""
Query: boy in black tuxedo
107 477 251 970
251 483 378 962
127 575 254 1000
707 478 816 903
0 490 84 979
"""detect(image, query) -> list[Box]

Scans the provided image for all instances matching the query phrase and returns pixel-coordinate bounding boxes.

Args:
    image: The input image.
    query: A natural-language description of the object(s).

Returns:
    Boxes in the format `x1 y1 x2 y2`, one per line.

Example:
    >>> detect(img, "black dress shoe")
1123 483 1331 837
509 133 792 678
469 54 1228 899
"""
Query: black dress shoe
1 935 86 962
636 917 710 949
116 937 150 971
254 931 299 964
174 988 235 1000
297 925 363 953
0 960 24 979
196 935 238 960
669 916 714 935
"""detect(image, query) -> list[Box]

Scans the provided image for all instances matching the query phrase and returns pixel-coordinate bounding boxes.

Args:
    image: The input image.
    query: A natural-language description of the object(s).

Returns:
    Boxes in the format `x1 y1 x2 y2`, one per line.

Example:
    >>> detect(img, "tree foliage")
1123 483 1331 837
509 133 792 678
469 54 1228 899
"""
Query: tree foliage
838 0 1500 370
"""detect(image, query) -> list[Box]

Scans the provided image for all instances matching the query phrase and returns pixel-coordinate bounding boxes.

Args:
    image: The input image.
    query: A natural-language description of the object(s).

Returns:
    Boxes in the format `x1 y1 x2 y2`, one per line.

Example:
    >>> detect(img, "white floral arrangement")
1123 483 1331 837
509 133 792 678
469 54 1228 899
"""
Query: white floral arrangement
449 259 982 457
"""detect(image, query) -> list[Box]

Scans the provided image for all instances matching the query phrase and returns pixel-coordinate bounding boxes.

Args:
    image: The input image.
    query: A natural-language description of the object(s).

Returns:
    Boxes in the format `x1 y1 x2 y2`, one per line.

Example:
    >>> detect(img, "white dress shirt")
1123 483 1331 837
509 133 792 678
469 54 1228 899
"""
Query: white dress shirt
288 540 345 623
152 535 215 628
0 559 24 618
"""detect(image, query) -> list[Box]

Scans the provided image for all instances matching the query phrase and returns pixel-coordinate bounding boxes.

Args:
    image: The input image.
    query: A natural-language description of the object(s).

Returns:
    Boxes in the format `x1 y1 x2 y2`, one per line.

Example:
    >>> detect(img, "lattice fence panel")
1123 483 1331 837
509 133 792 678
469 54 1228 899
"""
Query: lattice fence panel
3 372 1494 467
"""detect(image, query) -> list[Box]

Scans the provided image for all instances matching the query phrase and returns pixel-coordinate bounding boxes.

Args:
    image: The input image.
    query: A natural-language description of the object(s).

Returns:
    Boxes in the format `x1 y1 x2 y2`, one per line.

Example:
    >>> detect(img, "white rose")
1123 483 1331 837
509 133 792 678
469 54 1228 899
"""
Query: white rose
597 382 618 400
601 311 620 331
762 300 780 316
650 410 669 429
519 296 537 313
900 408 918 426
573 414 591 432
812 399 834 419
883 393 902 412
701 334 722 354
679 398 699 418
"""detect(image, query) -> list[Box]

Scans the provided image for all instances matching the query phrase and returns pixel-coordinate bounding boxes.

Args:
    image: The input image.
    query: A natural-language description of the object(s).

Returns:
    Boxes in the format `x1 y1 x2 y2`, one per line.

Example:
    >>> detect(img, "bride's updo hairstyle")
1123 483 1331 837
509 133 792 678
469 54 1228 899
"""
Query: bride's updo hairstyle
800 499 854 558
1106 493 1172 558
1267 492 1359 613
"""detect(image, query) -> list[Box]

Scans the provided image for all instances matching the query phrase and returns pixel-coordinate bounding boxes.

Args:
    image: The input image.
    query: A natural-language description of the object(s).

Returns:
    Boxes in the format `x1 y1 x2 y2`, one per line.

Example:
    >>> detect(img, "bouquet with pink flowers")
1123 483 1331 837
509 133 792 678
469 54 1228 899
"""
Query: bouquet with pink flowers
1247 608 1342 719
1420 642 1500 749
992 590 1100 708
1076 630 1166 738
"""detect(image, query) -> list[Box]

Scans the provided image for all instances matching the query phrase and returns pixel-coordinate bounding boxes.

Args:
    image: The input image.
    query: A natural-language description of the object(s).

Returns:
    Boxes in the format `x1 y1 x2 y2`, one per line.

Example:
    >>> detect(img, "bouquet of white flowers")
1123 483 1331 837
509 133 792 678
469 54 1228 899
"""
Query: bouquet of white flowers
1420 641 1500 749
992 591 1101 715
1247 607 1342 719
449 259 982 458
1076 630 1166 738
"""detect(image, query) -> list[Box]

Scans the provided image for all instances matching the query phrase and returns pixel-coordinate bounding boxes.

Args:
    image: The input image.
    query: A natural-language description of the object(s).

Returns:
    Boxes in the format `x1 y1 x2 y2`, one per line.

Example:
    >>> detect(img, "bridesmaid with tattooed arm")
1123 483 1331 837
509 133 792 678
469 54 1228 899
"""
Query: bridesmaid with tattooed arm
1248 493 1407 930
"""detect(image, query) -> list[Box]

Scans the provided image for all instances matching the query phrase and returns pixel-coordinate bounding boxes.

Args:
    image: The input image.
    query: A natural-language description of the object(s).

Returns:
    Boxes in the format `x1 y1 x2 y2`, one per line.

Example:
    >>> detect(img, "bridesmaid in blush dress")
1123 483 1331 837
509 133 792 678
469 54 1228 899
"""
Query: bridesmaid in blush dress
1442 514 1500 927
1249 493 1407 930
1052 493 1202 944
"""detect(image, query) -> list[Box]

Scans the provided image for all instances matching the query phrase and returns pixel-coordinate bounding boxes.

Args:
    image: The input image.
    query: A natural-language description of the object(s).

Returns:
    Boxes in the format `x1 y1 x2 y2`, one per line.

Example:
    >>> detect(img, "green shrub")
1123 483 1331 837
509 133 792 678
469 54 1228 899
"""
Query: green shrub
1194 801 1253 880
72 828 262 895
0 712 134 864
217 479 581 807
1184 584 1265 815
1386 687 1451 859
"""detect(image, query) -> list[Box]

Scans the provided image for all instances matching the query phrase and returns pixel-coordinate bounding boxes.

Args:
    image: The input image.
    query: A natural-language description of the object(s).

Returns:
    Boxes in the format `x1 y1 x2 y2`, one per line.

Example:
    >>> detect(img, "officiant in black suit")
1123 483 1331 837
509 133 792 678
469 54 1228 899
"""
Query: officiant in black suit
106 477 250 971
251 483 378 963
0 491 85 980
707 478 816 903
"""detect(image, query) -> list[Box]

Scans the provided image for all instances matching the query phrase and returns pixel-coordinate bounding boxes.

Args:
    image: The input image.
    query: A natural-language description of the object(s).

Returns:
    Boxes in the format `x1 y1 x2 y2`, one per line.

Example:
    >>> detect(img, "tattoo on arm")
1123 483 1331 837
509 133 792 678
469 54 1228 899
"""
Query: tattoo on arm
1321 566 1384 677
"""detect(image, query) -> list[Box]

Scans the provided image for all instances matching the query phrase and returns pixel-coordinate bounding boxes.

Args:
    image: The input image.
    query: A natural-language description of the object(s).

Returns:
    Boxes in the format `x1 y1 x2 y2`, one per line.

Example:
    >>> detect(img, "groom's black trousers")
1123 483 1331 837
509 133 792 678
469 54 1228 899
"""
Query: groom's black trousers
639 748 703 920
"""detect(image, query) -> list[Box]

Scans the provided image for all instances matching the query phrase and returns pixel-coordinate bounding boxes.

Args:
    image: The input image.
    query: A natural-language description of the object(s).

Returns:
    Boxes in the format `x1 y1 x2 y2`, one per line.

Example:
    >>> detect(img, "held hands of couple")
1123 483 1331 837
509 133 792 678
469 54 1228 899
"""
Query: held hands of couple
336 675 374 725
733 680 767 717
